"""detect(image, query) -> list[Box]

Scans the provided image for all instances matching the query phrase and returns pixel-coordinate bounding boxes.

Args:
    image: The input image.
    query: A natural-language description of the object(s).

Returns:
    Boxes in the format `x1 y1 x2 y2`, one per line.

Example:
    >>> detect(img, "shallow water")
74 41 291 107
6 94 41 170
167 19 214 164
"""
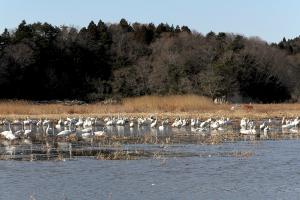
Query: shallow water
1 140 300 200
1 120 300 199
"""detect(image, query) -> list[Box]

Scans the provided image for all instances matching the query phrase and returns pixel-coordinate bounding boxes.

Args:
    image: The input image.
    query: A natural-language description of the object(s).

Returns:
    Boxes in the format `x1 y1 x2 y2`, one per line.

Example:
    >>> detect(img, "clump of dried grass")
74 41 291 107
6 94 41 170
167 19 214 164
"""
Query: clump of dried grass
96 150 139 160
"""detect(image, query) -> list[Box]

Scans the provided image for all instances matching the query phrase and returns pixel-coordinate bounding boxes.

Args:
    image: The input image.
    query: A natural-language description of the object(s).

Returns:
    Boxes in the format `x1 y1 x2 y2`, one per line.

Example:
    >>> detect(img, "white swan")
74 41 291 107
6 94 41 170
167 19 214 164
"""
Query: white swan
0 124 16 140
240 118 249 129
159 120 168 131
43 119 50 126
210 121 220 130
23 117 32 126
239 118 257 135
55 123 62 129
200 118 211 128
282 117 299 129
129 121 135 127
260 122 266 130
159 124 165 131
138 117 151 126
57 129 72 136
150 118 157 128
191 119 196 127
81 127 92 133
106 117 116 126
116 118 125 126
240 128 257 135
45 124 53 135
94 130 107 136
14 129 23 136
36 119 43 126
81 131 93 138
57 124 73 136
75 117 84 127
14 122 30 137
181 119 188 127
172 118 182 128
24 128 32 137
264 126 270 132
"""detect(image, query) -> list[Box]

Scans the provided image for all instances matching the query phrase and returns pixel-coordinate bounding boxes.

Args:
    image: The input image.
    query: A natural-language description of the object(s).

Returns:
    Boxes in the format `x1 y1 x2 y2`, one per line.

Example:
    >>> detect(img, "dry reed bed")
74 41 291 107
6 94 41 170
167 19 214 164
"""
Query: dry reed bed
0 95 300 120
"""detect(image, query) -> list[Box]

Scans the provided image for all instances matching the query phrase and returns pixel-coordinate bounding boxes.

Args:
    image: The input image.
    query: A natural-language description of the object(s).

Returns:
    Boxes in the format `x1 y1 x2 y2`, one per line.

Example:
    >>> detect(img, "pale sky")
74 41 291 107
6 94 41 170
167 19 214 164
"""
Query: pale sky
1 0 299 43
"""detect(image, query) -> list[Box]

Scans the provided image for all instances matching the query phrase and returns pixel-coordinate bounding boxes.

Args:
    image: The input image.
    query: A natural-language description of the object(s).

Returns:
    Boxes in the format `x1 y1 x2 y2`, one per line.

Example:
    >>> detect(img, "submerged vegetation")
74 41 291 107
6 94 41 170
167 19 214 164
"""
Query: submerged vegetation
0 19 300 103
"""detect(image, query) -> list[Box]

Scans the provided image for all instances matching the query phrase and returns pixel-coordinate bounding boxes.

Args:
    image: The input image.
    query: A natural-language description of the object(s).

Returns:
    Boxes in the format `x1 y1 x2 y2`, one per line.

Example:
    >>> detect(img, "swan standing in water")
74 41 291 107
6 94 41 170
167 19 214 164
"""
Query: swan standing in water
94 130 107 136
24 123 32 137
23 117 32 126
81 127 93 133
36 119 42 126
240 118 257 135
159 119 168 131
129 121 135 127
240 128 257 135
172 118 185 128
210 121 220 130
55 118 63 130
57 124 74 136
0 123 16 140
43 119 50 126
159 123 165 131
75 117 84 127
81 131 93 138
106 117 116 126
116 117 126 126
282 117 299 129
82 127 107 138
260 121 267 130
45 123 54 135
150 118 157 128
200 118 212 128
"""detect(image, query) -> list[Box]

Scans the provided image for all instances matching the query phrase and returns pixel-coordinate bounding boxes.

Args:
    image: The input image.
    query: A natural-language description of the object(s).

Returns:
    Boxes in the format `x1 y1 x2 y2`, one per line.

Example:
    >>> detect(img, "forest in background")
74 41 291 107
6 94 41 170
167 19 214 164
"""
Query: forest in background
0 19 300 103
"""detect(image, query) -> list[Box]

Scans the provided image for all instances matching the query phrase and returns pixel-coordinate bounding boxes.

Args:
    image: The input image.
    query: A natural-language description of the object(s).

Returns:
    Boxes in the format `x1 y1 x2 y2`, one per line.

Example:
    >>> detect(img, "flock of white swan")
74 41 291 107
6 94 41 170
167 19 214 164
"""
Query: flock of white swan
0 116 299 141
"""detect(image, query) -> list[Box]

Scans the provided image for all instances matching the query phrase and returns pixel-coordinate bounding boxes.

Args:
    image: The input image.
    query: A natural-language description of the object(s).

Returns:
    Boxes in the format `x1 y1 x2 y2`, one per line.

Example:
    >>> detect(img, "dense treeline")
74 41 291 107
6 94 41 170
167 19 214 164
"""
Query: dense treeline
0 19 299 103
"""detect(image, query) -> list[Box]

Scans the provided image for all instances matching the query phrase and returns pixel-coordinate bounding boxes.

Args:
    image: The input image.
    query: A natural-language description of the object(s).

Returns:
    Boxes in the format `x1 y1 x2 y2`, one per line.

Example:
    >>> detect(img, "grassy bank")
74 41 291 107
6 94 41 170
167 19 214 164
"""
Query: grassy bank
0 95 299 119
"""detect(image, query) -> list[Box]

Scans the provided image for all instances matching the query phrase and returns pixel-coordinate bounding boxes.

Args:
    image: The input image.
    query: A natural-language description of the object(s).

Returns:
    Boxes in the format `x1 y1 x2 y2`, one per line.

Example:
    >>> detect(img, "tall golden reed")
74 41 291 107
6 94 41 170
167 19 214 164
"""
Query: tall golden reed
0 95 218 114
0 95 299 119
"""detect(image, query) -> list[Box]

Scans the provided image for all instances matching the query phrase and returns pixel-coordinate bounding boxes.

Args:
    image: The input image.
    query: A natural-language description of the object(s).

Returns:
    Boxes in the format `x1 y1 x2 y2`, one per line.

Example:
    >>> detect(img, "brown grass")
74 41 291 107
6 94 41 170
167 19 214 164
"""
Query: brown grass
0 95 300 119
122 95 219 112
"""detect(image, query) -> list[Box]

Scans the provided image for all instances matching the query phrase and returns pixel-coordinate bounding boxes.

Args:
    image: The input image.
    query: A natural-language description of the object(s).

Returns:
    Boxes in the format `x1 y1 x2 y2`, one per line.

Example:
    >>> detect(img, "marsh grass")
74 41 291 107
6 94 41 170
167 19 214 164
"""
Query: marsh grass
96 150 142 160
0 95 300 119
0 95 217 115
122 95 218 112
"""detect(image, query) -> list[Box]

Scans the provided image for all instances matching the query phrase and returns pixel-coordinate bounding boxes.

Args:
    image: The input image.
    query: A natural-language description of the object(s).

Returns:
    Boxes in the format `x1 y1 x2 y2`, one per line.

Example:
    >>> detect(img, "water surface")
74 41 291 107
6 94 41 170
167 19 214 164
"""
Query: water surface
1 139 300 200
